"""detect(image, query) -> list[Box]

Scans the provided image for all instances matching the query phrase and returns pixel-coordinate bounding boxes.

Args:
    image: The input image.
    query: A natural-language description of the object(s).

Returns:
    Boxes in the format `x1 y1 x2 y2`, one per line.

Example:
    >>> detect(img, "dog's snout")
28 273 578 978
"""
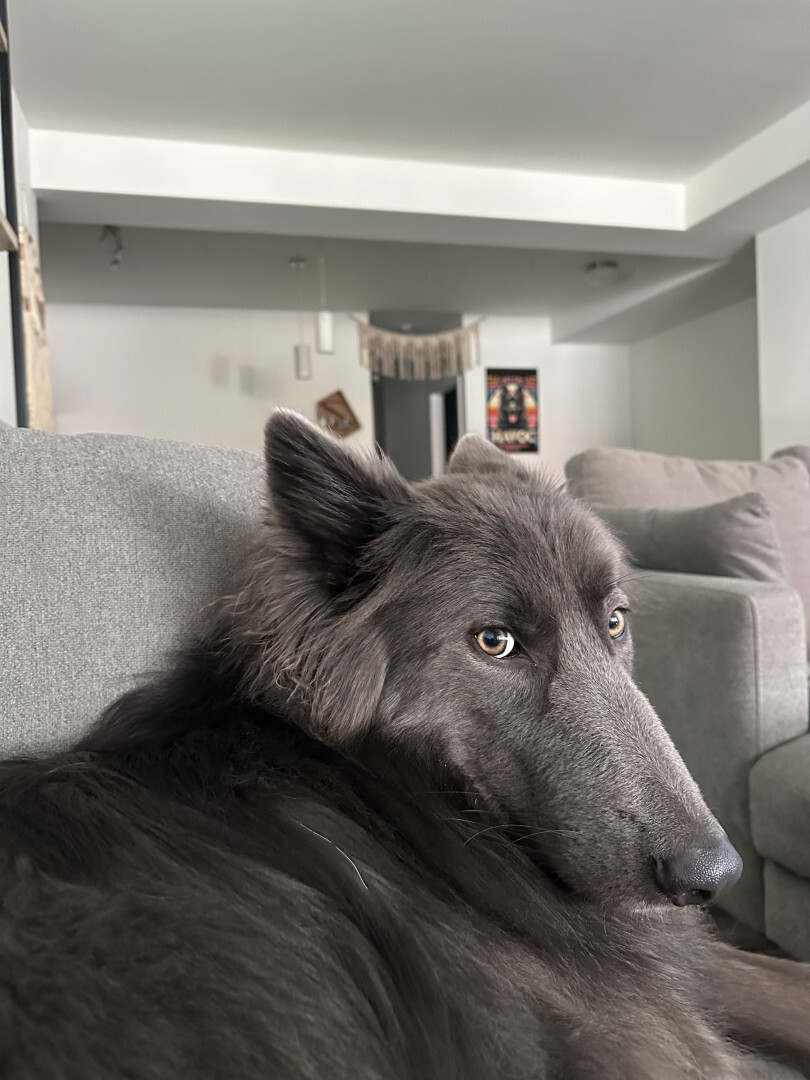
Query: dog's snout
654 834 743 907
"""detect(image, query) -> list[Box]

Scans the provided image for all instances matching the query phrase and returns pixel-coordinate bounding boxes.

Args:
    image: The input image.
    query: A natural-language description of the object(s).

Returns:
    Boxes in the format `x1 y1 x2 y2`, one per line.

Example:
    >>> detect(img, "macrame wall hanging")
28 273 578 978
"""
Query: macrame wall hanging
356 318 483 381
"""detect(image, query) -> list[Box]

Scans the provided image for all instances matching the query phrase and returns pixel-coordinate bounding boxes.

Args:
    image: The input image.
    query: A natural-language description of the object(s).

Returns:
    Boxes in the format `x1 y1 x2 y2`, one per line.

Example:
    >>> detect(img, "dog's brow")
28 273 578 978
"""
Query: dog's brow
583 568 621 604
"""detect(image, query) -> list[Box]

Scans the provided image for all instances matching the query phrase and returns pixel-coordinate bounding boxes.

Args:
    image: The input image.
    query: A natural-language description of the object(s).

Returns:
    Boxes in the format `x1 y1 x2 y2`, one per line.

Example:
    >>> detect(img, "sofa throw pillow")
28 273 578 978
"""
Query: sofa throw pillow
596 493 786 583
772 445 810 478
565 447 810 641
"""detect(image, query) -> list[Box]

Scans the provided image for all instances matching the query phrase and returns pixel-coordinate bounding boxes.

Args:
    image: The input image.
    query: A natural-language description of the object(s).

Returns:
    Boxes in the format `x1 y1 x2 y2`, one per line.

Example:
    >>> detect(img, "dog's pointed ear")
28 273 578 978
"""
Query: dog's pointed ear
264 410 410 589
447 433 512 475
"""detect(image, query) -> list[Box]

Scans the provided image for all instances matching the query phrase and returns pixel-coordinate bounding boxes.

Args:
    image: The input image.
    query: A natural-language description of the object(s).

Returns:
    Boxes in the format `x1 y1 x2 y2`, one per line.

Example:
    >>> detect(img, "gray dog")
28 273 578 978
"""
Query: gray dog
1 410 808 1079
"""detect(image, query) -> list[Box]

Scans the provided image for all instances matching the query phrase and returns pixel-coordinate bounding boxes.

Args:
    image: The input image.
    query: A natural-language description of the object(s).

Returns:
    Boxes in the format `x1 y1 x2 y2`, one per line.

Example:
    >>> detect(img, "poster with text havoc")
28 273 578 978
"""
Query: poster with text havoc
486 369 539 452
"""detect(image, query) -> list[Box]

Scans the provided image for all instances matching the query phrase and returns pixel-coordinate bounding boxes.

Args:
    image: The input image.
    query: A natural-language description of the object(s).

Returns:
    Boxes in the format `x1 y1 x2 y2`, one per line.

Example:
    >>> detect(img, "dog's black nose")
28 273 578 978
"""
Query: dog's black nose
655 834 743 906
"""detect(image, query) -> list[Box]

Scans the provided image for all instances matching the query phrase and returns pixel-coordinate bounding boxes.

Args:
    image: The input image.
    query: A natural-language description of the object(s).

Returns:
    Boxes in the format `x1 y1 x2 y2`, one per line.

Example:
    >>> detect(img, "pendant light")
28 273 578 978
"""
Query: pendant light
315 252 335 354
290 257 312 380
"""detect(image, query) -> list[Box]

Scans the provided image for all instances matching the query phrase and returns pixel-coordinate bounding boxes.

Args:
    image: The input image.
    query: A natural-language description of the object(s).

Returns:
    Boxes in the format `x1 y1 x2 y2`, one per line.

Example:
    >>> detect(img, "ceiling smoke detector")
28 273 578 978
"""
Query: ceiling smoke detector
583 259 623 287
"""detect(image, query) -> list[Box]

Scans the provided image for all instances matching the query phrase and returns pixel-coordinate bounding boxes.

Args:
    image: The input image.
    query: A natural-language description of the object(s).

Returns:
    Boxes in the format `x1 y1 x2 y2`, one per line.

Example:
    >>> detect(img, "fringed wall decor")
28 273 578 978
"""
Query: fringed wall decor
356 318 482 381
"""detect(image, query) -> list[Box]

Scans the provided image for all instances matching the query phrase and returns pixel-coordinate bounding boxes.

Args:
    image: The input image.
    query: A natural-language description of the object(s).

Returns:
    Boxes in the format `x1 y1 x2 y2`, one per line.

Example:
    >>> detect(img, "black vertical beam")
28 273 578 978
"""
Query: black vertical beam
0 0 26 426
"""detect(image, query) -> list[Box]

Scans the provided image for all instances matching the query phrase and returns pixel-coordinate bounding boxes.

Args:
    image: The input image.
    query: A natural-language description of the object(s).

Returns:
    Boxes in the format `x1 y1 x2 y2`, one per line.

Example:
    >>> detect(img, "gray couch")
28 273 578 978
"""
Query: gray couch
1 427 264 758
566 447 810 959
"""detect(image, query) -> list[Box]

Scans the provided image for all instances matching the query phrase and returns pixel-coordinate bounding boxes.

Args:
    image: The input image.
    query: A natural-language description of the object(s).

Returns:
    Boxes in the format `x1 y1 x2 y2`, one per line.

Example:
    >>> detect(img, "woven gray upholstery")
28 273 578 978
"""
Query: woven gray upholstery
632 571 808 931
762 861 810 962
594 493 786 583
751 735 810 881
0 428 264 757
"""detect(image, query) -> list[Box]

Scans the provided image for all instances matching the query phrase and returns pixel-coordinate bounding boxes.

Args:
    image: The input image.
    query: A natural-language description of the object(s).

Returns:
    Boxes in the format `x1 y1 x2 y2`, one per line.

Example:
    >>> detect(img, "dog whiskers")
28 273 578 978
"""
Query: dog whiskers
612 569 646 586
442 817 508 828
293 820 369 890
420 790 490 798
444 819 579 848
508 828 578 844
460 822 537 846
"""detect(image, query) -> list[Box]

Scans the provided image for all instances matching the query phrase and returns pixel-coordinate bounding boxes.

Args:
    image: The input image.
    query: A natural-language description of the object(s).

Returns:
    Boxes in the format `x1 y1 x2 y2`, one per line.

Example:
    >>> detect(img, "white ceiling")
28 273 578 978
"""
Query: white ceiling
15 1 797 340
39 224 701 313
12 0 810 182
39 223 755 343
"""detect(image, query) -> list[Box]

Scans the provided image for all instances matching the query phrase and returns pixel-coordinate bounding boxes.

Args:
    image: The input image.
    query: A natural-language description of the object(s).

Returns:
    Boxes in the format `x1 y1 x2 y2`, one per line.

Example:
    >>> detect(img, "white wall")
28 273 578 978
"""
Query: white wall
628 298 760 460
13 93 38 247
463 317 632 479
47 306 631 475
47 304 374 454
756 206 810 456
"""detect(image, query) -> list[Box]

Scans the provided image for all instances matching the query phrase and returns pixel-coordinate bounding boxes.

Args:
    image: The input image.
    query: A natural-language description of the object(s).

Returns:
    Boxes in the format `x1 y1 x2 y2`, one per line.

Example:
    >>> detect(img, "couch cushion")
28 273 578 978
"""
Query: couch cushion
0 428 264 757
772 445 810 476
595 493 785 583
566 447 810 640
763 860 810 962
750 734 810 880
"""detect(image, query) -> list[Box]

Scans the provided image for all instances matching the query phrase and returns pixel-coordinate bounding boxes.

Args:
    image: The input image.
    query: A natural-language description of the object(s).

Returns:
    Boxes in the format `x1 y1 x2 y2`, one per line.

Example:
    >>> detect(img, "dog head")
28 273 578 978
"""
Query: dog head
499 382 526 428
232 411 741 912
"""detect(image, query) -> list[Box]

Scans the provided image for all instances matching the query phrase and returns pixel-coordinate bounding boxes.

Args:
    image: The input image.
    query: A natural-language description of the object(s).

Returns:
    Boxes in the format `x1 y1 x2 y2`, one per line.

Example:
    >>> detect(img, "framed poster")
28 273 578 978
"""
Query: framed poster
486 369 538 453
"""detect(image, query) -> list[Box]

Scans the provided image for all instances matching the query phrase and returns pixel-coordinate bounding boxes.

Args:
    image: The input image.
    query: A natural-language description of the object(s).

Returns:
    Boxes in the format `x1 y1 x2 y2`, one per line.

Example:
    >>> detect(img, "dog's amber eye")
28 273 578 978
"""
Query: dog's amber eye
608 610 627 640
475 628 516 658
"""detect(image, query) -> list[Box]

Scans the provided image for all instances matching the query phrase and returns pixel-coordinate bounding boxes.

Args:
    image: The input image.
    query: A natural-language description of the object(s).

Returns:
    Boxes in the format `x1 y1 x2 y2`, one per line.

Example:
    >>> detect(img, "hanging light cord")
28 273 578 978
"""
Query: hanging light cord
289 257 307 348
318 253 328 311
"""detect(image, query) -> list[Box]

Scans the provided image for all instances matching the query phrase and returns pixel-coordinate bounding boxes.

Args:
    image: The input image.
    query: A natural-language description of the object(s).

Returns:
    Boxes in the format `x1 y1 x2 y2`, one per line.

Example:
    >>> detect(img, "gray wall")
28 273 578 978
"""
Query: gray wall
756 206 810 456
629 299 760 461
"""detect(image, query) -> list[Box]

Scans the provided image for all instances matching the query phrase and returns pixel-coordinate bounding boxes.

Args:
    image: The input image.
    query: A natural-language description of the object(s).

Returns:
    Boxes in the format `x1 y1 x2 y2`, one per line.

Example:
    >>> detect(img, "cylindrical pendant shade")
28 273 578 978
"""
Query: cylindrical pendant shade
315 311 335 354
294 344 312 380
429 392 446 477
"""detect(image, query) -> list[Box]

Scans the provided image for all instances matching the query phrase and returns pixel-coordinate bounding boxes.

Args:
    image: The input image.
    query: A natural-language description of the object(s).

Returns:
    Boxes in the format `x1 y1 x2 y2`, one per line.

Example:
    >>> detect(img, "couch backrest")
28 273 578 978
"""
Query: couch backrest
1 429 264 758
565 446 810 641
773 445 810 475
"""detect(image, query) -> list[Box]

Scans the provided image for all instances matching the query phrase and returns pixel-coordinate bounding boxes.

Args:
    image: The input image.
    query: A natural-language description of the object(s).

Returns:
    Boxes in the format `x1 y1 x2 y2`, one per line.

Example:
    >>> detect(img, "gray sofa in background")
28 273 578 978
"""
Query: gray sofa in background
566 447 810 959
1 427 264 758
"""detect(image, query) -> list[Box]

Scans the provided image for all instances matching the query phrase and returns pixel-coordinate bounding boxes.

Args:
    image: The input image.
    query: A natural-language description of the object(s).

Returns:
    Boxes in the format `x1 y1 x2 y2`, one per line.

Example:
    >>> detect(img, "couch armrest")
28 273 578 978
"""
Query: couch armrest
631 570 808 930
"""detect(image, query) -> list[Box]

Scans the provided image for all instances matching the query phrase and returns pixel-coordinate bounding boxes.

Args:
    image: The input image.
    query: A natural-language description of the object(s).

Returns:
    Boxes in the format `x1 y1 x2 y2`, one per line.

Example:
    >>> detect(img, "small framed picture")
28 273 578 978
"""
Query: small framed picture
486 369 539 453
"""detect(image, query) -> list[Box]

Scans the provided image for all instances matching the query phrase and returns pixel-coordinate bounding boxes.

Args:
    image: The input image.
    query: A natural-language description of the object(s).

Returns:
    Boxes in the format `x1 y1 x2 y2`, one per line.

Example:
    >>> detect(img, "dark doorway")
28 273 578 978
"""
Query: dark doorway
373 373 460 480
370 312 464 481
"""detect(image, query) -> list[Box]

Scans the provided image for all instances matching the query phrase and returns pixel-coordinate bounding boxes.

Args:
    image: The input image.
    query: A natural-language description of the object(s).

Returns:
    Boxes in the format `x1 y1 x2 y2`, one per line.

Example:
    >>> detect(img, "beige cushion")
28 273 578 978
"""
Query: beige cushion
566 448 810 641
